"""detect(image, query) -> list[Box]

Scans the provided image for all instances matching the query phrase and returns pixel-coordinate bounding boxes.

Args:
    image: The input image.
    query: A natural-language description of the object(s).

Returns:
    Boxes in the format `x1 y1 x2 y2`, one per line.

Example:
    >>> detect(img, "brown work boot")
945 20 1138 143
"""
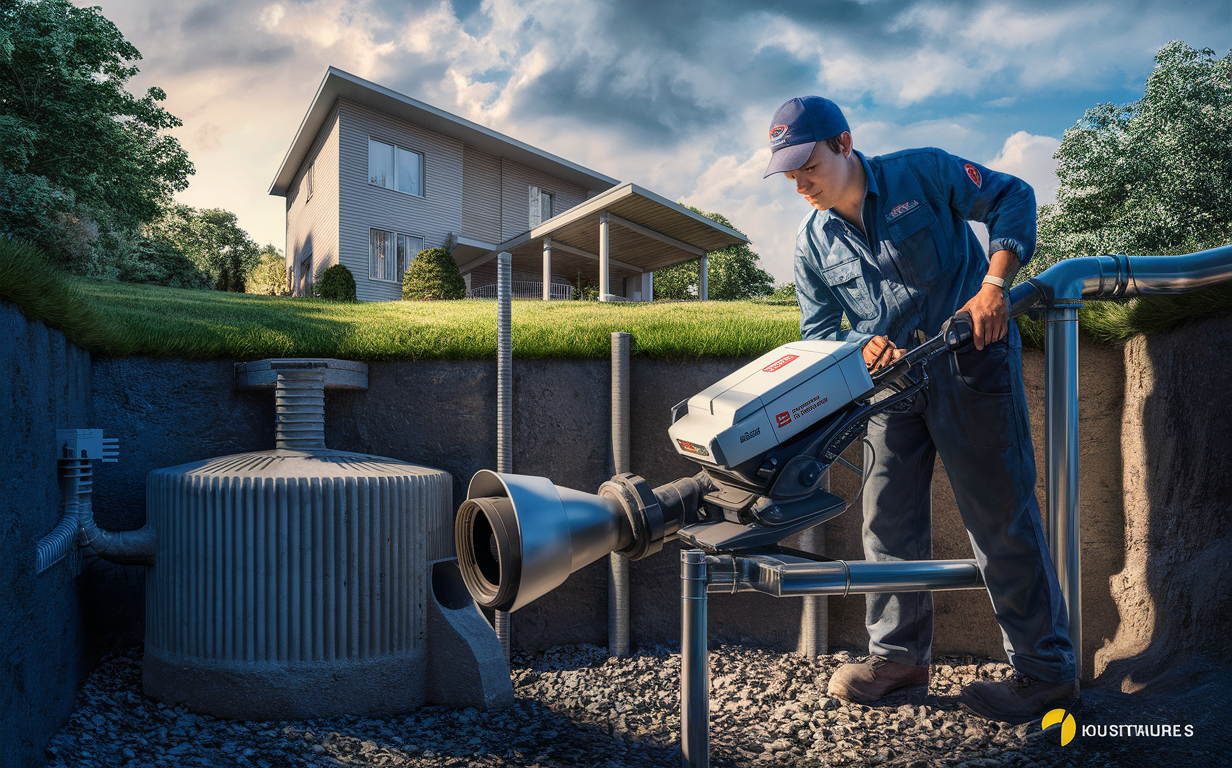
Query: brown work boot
826 656 930 703
959 673 1079 724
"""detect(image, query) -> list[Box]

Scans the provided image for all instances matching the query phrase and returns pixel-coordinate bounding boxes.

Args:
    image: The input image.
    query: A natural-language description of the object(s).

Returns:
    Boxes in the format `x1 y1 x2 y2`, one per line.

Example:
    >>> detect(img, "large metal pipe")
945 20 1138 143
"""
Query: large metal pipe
681 550 709 768
495 251 513 661
1044 304 1082 680
703 554 985 597
609 332 632 658
1006 245 1232 682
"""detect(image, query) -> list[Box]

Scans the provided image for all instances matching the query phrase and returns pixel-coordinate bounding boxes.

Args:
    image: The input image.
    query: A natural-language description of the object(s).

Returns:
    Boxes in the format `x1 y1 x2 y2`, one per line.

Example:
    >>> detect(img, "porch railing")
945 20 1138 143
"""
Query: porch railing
467 281 574 300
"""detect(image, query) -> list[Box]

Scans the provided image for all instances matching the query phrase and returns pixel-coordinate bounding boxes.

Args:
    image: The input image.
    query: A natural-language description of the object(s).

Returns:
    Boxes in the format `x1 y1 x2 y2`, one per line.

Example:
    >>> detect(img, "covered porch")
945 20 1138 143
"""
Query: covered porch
454 182 748 301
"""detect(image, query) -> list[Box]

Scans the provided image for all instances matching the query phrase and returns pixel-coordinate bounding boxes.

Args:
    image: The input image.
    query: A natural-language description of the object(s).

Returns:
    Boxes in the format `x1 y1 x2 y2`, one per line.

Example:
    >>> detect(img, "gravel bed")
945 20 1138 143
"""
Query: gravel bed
44 644 1224 767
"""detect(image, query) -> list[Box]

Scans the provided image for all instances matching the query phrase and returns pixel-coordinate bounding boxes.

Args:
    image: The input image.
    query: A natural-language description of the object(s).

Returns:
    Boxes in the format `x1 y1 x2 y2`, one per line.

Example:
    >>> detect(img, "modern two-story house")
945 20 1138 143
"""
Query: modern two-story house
268 68 747 302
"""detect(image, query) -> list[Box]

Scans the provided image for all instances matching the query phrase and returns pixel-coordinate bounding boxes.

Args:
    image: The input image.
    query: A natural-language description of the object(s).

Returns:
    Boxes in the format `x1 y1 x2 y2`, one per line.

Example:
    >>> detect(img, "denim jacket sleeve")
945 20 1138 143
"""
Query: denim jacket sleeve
795 215 873 345
928 149 1037 265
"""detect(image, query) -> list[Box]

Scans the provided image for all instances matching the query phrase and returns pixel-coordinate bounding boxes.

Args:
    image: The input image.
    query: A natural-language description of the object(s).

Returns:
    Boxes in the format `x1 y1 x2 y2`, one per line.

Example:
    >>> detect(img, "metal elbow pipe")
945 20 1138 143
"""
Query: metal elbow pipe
1012 244 1232 313
77 494 155 566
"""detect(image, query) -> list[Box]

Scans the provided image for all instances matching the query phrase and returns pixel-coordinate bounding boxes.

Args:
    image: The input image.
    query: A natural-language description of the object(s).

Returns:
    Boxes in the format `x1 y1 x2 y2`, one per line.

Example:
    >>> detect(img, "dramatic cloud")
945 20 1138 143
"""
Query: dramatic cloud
87 0 1228 280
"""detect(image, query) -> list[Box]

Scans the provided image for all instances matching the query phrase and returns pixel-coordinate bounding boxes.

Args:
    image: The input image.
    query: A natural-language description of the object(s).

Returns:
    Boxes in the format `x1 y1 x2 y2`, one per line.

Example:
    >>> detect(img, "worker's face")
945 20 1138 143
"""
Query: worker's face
783 134 854 212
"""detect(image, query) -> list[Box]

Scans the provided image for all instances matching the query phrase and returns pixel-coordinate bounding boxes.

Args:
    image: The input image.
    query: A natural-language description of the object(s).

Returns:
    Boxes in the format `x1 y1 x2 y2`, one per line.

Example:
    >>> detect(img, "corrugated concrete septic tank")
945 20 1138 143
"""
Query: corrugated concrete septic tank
136 359 502 719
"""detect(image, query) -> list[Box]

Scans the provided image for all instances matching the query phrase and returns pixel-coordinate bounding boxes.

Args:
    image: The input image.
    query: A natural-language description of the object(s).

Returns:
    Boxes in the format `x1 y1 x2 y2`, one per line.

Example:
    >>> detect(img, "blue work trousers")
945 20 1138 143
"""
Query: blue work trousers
860 333 1076 683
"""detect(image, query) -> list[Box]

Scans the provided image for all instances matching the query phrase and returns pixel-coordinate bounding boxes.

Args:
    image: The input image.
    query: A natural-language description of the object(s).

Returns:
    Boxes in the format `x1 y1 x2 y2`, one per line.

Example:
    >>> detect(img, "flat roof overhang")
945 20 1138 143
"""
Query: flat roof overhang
456 182 749 287
269 68 619 197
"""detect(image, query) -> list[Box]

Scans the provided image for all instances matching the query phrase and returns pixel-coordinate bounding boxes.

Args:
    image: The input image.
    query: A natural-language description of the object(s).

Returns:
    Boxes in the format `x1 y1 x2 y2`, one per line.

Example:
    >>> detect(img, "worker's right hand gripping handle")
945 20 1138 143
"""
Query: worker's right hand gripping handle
943 310 974 352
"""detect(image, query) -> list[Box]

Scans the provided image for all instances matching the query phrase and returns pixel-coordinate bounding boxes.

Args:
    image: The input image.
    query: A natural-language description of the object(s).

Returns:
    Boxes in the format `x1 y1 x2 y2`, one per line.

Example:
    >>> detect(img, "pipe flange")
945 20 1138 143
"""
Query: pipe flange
600 473 666 561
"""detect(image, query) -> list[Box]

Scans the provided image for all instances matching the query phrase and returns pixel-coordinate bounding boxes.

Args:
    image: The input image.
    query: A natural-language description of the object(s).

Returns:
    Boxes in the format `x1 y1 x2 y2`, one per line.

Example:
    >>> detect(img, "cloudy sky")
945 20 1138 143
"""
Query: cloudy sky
90 0 1228 283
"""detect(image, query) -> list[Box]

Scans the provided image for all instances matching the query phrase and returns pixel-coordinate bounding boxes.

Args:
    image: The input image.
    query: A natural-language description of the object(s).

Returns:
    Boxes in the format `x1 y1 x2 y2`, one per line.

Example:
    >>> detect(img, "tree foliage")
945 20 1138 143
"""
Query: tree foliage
1027 41 1232 280
0 0 193 228
246 244 288 296
653 208 774 300
402 247 466 300
149 205 260 292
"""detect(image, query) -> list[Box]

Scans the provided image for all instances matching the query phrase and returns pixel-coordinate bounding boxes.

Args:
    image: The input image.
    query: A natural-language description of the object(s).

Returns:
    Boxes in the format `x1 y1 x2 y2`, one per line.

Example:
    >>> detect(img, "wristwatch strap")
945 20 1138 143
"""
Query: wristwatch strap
982 274 1009 290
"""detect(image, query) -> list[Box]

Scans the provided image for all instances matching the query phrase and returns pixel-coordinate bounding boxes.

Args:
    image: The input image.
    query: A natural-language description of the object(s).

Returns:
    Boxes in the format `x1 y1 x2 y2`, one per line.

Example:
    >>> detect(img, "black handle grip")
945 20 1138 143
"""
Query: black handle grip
943 310 974 352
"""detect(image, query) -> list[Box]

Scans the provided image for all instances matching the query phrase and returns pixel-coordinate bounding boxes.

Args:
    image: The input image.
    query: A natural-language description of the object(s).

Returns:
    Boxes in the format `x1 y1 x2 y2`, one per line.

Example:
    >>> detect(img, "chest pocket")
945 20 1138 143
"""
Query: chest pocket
886 204 943 287
821 257 877 320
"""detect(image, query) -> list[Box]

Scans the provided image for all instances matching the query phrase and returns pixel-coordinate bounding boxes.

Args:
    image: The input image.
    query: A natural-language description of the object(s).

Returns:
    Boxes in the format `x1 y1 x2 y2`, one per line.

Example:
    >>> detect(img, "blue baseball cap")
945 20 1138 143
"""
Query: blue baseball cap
763 96 850 178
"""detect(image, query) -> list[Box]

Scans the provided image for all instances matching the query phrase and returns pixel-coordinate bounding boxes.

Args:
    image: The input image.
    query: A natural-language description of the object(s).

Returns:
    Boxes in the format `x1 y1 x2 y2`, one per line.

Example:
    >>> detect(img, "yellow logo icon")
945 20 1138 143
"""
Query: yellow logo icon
1042 708 1077 746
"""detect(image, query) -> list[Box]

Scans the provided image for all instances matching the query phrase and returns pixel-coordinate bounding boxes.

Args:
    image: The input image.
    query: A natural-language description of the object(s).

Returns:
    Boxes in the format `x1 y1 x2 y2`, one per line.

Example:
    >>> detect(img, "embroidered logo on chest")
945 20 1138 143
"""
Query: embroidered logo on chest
964 163 982 188
887 199 920 221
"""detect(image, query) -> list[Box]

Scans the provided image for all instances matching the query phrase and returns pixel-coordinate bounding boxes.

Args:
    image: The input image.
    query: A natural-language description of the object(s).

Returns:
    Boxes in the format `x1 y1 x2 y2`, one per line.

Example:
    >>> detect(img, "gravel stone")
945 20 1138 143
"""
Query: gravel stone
42 645 1224 767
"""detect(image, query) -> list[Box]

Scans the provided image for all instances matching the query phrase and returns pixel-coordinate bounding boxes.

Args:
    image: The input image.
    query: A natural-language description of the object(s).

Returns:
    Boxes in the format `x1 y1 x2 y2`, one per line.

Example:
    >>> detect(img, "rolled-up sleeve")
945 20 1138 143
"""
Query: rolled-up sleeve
930 150 1037 266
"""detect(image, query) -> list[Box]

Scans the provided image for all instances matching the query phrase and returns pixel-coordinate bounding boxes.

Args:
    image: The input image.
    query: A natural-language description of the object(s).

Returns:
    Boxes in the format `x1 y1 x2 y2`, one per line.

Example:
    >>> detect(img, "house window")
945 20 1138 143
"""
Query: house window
528 186 554 227
368 138 423 196
370 228 425 282
305 162 314 201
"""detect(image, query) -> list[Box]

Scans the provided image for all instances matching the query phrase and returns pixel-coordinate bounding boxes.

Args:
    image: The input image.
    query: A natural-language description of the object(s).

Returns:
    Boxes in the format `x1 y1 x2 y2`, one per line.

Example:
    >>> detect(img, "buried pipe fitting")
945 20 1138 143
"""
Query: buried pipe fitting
36 429 153 573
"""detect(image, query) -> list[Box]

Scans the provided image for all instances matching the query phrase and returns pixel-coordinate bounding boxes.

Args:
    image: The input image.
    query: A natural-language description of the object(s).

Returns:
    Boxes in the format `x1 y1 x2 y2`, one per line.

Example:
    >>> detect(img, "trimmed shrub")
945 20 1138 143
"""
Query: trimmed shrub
402 247 465 300
315 263 357 301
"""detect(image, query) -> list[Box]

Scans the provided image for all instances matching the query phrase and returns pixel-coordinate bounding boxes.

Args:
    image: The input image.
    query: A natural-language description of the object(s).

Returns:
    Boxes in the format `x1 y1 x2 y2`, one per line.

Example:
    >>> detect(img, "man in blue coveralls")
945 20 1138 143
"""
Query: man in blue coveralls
763 96 1078 723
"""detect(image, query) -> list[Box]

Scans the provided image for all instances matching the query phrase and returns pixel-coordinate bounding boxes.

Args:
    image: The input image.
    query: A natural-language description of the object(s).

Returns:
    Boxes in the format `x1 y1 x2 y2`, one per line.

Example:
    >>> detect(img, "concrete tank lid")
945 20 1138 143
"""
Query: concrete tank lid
150 449 451 480
234 358 368 390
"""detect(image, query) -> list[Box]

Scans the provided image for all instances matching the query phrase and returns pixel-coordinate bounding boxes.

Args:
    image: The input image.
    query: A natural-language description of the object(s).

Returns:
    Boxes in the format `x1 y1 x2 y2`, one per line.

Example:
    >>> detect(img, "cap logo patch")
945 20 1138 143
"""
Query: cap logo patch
964 163 982 188
887 199 920 221
770 124 791 148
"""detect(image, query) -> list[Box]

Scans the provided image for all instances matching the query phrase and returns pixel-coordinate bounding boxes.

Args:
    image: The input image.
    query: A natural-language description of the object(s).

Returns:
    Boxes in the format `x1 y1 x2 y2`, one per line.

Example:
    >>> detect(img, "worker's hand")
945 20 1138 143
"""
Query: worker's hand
862 335 903 372
958 284 1009 351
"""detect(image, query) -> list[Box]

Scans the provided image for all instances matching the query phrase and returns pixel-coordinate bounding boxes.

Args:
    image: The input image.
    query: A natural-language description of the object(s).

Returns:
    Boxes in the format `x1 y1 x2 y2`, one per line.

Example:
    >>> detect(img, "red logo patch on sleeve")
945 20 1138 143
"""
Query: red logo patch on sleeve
964 163 982 188
776 411 792 428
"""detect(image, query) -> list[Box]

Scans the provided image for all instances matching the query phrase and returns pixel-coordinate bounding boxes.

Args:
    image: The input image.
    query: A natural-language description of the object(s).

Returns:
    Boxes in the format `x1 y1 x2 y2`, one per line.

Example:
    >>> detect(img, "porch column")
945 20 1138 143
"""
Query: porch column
641 271 654 302
699 255 708 301
542 237 552 300
599 211 610 301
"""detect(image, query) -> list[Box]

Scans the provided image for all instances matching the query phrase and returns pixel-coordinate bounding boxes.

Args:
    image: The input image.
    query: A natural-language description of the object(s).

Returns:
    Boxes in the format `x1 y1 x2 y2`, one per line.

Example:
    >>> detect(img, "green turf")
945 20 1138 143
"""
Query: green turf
66 278 805 360
3 237 1230 360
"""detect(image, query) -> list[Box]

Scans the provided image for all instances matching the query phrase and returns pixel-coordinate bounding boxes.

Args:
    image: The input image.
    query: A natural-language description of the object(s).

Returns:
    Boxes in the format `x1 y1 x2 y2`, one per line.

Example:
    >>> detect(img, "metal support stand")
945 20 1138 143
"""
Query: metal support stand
1044 303 1082 681
678 551 985 765
681 550 709 768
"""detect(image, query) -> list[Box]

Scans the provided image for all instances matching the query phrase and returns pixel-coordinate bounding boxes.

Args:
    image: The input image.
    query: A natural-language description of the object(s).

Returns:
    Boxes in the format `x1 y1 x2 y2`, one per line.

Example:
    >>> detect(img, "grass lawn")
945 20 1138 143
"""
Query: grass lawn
71 279 804 360
3 237 1230 360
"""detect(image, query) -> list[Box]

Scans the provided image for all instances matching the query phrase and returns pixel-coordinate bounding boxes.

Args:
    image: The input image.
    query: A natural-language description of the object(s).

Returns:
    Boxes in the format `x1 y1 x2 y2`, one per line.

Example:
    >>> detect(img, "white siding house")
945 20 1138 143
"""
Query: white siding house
270 68 747 302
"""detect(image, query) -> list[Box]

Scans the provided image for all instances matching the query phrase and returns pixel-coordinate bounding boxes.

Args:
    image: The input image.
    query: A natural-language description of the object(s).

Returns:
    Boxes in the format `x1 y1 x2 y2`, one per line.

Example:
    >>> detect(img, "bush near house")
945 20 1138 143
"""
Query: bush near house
315 263 357 301
402 248 466 300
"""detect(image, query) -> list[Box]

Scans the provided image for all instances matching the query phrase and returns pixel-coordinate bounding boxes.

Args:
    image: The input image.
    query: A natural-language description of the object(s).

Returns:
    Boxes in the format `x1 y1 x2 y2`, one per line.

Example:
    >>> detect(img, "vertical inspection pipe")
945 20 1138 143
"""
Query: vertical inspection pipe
495 251 513 661
609 332 632 658
1044 303 1082 682
599 211 610 301
797 470 828 656
681 550 709 768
